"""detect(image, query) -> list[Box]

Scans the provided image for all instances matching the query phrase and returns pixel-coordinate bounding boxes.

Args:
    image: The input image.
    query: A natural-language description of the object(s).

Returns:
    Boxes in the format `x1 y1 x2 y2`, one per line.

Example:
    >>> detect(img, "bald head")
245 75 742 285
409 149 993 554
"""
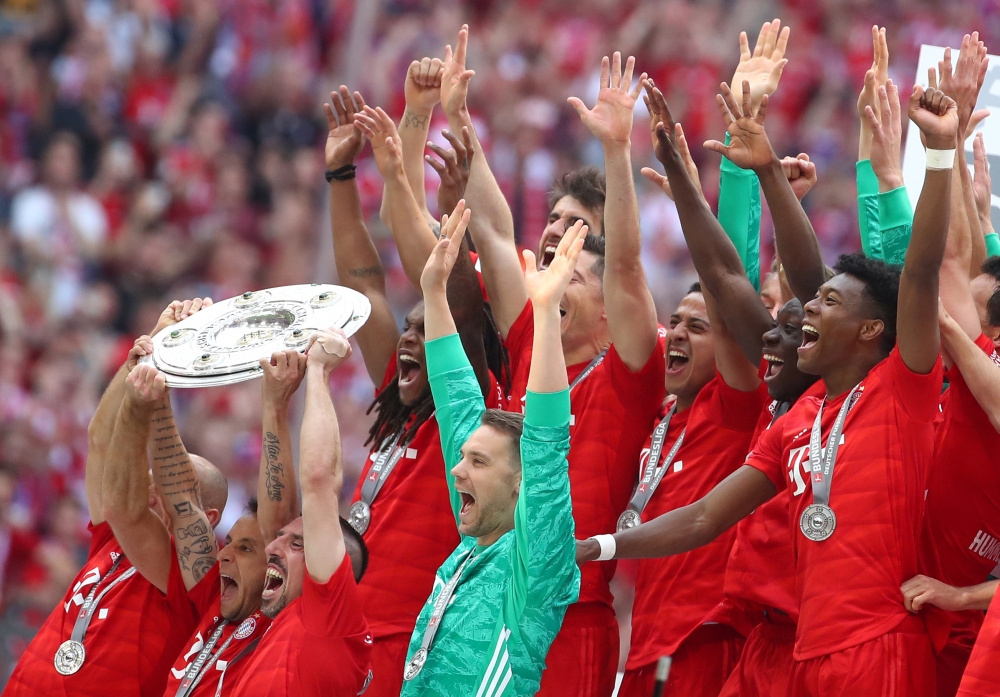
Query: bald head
191 454 228 524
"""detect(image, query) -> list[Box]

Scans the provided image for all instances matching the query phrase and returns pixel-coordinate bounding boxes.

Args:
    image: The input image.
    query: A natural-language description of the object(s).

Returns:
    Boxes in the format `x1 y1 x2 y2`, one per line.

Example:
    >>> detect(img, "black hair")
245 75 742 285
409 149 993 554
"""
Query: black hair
340 517 369 583
988 286 1000 327
480 409 525 469
548 167 607 234
245 496 258 515
688 281 702 294
982 256 1000 282
582 234 605 280
833 251 901 354
365 307 510 450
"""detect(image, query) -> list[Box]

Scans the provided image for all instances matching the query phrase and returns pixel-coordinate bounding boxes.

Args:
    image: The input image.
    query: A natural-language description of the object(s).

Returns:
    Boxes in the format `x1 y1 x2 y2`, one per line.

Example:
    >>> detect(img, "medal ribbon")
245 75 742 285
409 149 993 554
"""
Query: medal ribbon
175 619 235 697
569 351 606 392
623 405 686 517
69 556 137 644
360 410 437 509
413 551 476 660
808 384 861 507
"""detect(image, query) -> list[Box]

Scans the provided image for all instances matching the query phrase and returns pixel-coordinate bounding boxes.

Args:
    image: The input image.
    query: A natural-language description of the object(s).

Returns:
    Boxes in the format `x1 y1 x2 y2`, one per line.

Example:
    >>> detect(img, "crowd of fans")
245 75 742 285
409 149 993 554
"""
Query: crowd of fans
0 0 996 683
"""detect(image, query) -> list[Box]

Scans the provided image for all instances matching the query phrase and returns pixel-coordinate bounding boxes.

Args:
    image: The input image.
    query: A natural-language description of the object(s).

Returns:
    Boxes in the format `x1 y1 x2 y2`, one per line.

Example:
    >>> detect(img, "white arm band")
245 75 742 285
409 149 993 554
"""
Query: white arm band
925 148 956 171
594 534 617 561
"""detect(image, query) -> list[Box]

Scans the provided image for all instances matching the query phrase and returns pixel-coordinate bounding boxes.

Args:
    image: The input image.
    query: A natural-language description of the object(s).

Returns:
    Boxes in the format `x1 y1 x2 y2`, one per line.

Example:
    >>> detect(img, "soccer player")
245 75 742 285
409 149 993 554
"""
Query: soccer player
398 194 579 697
164 350 306 697
441 30 666 694
954 564 1000 695
1 301 226 697
231 327 373 697
579 81 958 697
324 86 506 697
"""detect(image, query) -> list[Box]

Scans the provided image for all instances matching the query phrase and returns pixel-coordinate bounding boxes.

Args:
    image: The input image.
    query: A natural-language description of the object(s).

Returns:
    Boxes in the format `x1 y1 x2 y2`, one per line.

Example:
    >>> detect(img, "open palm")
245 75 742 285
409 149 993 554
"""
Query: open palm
704 81 775 170
569 53 645 146
324 86 366 169
731 19 790 111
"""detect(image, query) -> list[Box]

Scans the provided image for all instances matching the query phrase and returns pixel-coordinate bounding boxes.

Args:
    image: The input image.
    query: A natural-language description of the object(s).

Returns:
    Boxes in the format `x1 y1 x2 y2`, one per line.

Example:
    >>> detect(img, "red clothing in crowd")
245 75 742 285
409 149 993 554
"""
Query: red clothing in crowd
746 348 942 696
3 522 215 697
955 587 1000 697
231 556 372 697
504 301 667 696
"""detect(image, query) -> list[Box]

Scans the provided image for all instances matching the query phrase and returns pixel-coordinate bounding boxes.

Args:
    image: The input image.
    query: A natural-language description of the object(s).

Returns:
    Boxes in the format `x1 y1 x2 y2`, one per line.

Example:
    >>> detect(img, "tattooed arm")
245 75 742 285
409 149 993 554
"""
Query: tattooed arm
257 350 306 544
102 365 176 593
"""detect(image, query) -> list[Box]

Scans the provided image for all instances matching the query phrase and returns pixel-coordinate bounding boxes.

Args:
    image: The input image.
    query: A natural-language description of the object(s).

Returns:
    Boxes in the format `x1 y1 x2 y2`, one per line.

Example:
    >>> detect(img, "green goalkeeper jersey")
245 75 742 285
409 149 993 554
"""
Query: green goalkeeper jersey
398 333 580 697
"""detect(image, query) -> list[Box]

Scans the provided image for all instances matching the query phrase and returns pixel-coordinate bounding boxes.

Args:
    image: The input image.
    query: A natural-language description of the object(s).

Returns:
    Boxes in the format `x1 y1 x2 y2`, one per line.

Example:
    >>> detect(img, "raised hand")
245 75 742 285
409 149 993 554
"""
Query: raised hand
440 24 476 117
405 57 444 115
522 220 587 310
306 327 352 374
909 85 959 150
151 297 213 336
703 80 776 170
974 132 995 233
857 26 889 125
324 86 367 170
419 199 472 295
354 105 404 177
930 33 989 137
781 154 818 200
568 52 646 146
731 18 790 112
259 350 307 408
426 127 475 217
125 364 167 406
641 121 702 201
126 335 154 371
643 78 677 165
863 81 905 191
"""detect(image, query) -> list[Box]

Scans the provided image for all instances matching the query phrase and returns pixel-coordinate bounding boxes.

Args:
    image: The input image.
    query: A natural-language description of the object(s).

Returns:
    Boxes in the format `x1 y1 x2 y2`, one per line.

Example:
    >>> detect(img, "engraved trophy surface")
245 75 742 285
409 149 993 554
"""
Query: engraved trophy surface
141 284 370 387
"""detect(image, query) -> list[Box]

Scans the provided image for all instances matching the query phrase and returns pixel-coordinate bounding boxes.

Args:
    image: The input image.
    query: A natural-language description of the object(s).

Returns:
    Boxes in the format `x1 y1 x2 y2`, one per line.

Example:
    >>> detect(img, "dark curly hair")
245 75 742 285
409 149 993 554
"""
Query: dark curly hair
548 167 607 235
982 256 1000 282
833 251 901 354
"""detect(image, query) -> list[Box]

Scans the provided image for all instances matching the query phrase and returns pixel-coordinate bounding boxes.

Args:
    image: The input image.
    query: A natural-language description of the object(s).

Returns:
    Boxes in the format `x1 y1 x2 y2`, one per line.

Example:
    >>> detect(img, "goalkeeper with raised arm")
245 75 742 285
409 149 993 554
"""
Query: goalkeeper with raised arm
399 201 583 696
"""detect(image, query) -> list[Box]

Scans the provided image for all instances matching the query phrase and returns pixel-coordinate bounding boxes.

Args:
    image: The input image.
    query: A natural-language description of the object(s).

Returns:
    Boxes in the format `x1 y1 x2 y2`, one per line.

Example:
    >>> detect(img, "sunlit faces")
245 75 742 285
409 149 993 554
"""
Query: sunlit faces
970 273 1000 342
664 293 716 405
762 299 818 403
397 303 429 406
537 196 602 270
559 251 607 352
450 425 520 544
261 517 305 620
798 274 884 376
218 514 267 622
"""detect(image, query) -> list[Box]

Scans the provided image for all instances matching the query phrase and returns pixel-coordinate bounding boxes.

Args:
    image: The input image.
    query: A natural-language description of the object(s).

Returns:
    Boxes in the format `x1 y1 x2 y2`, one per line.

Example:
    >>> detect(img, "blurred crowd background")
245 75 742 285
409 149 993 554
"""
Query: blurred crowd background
0 0 995 682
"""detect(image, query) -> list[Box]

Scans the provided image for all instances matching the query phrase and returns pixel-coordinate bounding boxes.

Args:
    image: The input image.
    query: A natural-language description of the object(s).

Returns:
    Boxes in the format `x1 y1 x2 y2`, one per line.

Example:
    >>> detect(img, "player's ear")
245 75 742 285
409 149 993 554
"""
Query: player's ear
205 508 221 529
858 318 884 344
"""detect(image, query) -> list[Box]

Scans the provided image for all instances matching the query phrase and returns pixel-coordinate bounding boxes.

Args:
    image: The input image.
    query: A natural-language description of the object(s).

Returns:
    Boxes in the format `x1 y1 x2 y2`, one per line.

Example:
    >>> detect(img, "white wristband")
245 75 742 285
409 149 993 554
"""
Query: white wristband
925 148 956 171
594 534 617 561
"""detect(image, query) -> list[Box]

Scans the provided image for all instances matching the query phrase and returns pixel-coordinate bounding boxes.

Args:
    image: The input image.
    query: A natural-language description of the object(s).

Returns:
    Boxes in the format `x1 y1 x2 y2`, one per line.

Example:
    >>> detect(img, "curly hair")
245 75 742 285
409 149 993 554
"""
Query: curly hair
833 251 901 354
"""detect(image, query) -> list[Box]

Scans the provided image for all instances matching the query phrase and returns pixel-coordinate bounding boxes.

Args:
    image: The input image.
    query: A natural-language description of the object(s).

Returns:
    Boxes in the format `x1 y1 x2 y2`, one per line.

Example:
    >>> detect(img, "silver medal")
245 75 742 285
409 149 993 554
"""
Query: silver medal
616 509 641 532
54 640 86 675
799 503 837 542
403 648 427 681
349 501 371 534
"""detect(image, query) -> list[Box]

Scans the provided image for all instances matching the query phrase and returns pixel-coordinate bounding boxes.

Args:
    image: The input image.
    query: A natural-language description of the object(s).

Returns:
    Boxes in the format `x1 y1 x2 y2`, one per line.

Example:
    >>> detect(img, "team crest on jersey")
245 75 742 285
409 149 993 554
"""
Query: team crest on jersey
234 616 257 640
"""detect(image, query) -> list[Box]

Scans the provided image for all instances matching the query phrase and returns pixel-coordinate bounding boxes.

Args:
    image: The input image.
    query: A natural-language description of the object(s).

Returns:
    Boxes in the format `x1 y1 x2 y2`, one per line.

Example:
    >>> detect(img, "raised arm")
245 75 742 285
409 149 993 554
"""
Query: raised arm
897 86 959 373
705 82 827 304
102 365 174 593
256 350 306 544
940 303 1000 433
299 329 353 584
973 134 999 256
643 83 773 366
324 86 401 385
439 24 527 336
567 53 657 371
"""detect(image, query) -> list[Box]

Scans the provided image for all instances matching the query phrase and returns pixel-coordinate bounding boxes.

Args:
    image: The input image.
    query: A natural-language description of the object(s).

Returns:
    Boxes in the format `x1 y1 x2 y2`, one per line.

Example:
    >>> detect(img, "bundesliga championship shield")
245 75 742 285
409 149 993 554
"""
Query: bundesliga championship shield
141 284 371 387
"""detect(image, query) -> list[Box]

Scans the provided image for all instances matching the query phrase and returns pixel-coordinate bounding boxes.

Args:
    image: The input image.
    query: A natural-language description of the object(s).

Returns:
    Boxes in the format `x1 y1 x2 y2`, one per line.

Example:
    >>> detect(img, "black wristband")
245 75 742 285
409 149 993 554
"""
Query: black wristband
325 165 357 182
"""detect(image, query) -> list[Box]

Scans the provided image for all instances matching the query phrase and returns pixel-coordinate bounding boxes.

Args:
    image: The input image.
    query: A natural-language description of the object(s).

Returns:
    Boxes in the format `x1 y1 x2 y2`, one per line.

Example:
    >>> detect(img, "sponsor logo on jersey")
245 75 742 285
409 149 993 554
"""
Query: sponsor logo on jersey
969 530 1000 563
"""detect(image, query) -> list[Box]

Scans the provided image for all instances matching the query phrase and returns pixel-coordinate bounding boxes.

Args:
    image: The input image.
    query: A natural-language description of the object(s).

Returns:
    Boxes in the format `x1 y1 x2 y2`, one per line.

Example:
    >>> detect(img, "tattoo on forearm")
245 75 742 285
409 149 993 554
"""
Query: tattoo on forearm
263 432 286 502
402 110 429 129
191 557 215 583
349 266 383 278
177 519 209 540
174 501 195 518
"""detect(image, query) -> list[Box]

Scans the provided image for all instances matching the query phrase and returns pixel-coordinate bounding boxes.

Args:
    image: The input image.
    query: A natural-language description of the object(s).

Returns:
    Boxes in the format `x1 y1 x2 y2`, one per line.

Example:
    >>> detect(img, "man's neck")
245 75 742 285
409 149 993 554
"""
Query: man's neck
821 353 883 399
562 334 610 368
476 522 513 548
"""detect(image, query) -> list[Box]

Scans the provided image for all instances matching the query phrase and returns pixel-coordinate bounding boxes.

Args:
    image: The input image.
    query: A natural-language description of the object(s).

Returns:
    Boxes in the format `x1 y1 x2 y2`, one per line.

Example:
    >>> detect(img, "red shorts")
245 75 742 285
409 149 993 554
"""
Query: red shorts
363 633 409 697
935 639 972 697
718 616 796 697
536 602 619 697
791 616 936 697
618 624 744 697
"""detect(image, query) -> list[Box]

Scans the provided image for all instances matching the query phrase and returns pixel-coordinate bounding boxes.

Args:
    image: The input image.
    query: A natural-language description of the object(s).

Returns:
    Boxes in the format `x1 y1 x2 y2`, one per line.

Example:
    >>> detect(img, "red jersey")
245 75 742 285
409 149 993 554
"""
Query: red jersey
4 522 216 697
231 556 373 697
504 301 667 609
746 348 943 660
627 374 769 668
722 380 827 622
163 605 272 697
352 354 502 639
955 587 1000 697
921 333 1000 650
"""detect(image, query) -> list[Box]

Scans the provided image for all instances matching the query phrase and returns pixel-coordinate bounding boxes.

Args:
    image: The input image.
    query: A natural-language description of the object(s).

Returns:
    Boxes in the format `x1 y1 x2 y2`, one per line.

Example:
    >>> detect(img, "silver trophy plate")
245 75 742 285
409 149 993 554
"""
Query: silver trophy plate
141 284 370 388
